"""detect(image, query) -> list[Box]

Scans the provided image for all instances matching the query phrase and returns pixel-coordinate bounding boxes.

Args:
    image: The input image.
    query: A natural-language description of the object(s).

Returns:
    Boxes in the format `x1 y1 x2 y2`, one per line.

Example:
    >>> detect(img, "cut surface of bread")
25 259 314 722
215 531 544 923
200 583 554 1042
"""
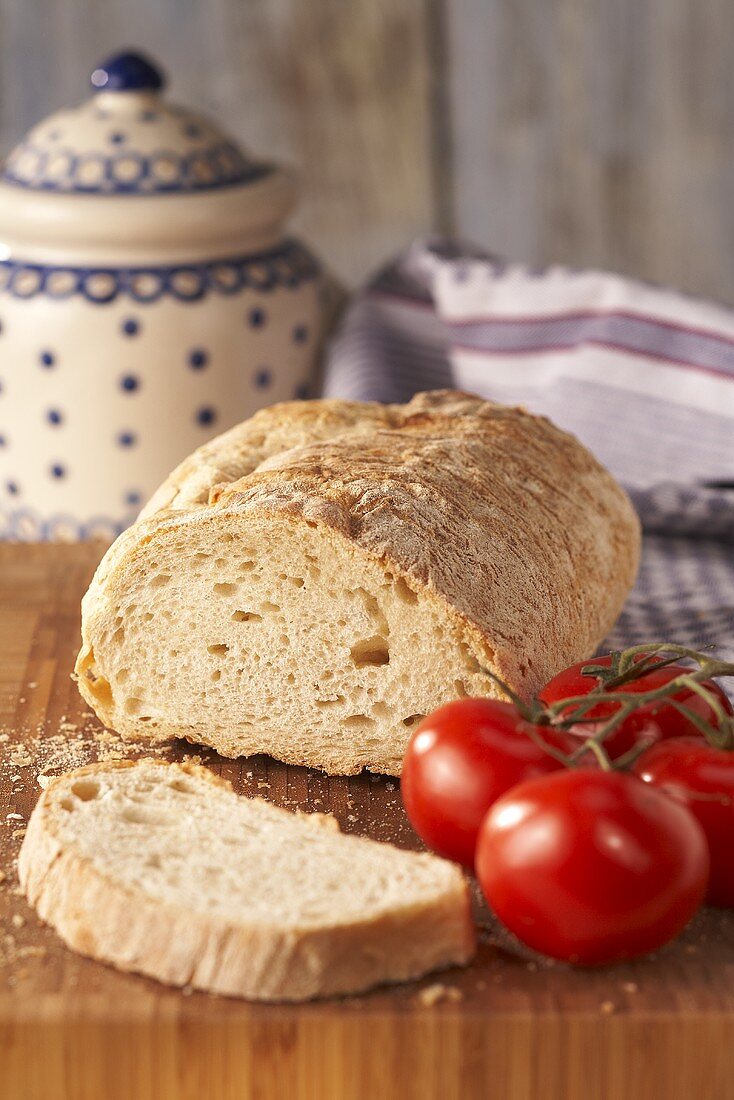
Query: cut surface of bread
19 760 475 1001
76 390 641 775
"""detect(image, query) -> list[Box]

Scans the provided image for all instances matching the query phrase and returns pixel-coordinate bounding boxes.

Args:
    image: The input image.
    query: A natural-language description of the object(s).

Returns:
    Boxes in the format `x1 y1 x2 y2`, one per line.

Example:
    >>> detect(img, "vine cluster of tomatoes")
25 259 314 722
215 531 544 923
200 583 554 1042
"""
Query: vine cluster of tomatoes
401 644 734 966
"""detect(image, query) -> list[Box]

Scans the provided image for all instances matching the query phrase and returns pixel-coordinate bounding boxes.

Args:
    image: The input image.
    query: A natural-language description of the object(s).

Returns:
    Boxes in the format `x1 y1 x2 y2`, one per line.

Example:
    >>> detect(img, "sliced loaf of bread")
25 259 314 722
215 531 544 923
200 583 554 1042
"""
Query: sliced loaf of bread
75 390 640 775
19 759 475 1001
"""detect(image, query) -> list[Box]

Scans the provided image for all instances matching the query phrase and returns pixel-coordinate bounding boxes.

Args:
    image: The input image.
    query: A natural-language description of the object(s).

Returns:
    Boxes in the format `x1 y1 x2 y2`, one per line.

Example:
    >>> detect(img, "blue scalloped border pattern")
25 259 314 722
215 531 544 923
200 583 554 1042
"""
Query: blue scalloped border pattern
0 240 320 303
1 140 270 194
1 507 130 542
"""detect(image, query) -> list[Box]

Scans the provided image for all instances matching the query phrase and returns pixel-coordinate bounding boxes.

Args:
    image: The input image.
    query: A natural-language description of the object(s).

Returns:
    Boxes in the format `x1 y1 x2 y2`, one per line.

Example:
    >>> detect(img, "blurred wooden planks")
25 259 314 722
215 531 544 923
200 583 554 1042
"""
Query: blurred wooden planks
446 0 734 300
0 1 733 293
0 0 438 284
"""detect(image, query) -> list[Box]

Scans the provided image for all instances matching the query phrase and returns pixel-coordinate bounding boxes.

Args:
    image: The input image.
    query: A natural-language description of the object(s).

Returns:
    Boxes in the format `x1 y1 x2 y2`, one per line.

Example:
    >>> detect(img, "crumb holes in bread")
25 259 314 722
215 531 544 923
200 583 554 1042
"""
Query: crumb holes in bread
239 560 256 573
169 779 193 794
143 612 154 622
394 577 418 605
121 805 156 825
261 601 280 613
454 679 468 698
213 582 238 596
342 714 376 728
350 636 390 668
207 643 229 656
81 658 113 709
116 668 130 685
211 669 221 681
71 778 101 802
402 713 426 728
316 695 346 707
151 574 172 588
232 610 262 623
124 696 144 716
459 643 482 674
354 588 389 635
111 626 125 645
60 796 74 812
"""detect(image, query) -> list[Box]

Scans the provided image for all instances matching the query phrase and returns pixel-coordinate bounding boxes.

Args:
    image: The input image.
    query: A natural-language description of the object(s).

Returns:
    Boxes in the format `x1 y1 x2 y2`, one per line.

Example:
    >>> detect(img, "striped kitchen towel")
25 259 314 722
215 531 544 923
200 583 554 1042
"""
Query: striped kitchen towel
324 239 734 663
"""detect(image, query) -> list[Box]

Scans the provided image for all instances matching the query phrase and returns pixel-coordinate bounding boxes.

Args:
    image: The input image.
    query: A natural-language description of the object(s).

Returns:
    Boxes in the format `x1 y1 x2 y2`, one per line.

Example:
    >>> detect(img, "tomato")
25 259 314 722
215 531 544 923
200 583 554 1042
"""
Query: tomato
401 699 572 868
539 653 734 760
634 738 734 907
475 769 709 965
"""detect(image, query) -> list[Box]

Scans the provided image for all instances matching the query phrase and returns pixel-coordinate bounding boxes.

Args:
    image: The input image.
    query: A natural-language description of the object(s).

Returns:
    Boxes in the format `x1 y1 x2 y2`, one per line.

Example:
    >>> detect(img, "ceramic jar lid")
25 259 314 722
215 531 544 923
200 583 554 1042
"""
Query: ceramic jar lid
0 49 297 265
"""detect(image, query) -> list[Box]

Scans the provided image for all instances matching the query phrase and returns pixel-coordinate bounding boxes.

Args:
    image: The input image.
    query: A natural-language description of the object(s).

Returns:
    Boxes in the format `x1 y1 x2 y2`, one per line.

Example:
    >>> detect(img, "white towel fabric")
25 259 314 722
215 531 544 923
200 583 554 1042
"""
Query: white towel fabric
324 239 734 664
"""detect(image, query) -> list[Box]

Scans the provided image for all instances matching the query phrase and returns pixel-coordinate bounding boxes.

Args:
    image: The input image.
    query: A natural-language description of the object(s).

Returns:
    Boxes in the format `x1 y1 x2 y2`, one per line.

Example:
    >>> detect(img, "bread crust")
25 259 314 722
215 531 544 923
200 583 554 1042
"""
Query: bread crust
19 760 475 1001
75 391 641 772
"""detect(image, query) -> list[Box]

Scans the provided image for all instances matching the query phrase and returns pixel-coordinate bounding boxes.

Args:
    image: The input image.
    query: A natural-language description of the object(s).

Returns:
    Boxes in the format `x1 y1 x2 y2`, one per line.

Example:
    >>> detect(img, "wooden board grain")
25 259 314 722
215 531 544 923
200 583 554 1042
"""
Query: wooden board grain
1 542 734 1100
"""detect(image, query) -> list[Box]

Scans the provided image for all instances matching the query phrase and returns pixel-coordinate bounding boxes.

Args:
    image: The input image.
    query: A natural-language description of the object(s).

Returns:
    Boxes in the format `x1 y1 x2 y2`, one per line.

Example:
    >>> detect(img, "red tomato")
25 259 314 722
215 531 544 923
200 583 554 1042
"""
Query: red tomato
475 769 709 965
401 699 572 868
539 653 733 760
634 738 734 907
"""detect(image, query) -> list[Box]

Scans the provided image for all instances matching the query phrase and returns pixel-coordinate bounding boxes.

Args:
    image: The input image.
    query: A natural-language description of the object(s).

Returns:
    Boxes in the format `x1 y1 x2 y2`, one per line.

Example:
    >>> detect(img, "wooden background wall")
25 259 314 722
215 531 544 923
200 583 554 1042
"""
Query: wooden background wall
1 0 733 298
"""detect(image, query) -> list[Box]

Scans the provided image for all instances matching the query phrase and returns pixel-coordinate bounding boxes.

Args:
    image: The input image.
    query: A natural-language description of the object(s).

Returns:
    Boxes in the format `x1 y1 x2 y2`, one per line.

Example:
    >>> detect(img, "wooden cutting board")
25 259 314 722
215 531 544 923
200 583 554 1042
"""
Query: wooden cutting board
2 542 734 1100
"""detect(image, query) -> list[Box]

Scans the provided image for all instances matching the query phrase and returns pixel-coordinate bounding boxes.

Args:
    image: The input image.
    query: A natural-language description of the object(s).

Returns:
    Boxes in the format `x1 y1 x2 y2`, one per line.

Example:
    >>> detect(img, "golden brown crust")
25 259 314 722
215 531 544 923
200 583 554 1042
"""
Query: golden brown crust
76 391 640 765
19 760 475 1001
210 393 639 695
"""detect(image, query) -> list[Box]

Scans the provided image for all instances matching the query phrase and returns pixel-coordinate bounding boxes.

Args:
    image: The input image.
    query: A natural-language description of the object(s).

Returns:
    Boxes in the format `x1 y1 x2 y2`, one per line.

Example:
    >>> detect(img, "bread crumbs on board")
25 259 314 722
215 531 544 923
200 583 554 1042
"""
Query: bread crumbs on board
417 983 464 1007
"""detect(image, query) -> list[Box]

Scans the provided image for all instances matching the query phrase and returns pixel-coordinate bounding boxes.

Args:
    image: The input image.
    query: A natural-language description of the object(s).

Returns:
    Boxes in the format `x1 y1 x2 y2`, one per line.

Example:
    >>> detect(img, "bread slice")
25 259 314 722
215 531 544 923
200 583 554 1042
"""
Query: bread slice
19 759 475 1001
75 390 640 775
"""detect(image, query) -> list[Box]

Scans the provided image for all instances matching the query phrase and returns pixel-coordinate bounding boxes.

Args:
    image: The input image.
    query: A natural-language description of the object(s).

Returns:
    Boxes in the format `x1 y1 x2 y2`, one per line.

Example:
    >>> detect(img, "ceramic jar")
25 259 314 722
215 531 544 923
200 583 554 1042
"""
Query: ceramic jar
0 50 322 541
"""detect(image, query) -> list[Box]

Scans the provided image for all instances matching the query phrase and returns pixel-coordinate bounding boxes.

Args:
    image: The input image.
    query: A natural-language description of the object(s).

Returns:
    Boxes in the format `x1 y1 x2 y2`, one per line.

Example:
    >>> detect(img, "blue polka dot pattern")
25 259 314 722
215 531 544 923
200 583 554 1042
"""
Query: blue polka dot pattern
122 318 139 336
294 382 310 400
109 132 126 145
120 374 140 393
196 406 216 427
293 324 308 344
188 348 208 370
0 434 6 446
40 350 55 368
47 409 63 425
50 463 66 479
125 490 142 506
249 307 266 328
118 431 137 447
254 368 272 389
7 481 18 495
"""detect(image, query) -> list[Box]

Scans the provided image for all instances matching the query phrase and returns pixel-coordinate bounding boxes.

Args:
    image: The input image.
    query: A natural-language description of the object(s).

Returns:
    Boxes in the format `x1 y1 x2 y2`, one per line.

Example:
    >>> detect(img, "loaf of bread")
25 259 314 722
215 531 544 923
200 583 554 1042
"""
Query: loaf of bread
75 391 640 775
19 759 474 1001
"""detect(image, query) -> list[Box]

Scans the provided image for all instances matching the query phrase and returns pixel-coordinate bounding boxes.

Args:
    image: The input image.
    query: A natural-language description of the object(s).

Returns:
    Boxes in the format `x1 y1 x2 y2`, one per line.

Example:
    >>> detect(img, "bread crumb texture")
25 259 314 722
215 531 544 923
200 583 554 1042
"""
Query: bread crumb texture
18 759 475 1001
75 391 640 775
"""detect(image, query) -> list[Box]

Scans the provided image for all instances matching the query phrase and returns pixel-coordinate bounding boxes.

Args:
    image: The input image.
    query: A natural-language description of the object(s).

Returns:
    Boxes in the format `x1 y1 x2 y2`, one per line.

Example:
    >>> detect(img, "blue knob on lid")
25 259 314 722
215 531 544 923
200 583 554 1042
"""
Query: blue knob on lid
90 50 165 93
